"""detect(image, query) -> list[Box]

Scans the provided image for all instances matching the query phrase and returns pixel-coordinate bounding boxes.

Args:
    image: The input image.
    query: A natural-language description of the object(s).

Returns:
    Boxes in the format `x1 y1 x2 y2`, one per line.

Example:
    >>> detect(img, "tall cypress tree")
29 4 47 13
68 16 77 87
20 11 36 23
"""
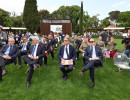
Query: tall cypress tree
23 0 39 33
79 1 84 34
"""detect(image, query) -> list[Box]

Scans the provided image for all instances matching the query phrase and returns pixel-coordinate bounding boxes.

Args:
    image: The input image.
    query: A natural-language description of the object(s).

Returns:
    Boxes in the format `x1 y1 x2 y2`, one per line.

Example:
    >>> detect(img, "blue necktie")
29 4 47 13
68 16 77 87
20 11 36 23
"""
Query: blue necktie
32 45 36 56
21 45 26 51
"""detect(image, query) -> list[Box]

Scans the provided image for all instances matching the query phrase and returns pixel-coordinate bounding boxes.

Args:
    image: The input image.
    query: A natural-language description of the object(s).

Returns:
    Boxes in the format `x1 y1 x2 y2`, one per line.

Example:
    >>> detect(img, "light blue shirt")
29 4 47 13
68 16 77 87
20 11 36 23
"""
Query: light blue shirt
5 45 13 55
92 46 97 58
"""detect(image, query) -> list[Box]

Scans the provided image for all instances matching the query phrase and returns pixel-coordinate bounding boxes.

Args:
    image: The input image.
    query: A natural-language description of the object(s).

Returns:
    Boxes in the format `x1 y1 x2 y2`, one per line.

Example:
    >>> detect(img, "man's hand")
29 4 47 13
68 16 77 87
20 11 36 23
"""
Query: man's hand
6 55 11 59
45 51 47 53
68 59 73 64
3 55 11 59
61 58 65 64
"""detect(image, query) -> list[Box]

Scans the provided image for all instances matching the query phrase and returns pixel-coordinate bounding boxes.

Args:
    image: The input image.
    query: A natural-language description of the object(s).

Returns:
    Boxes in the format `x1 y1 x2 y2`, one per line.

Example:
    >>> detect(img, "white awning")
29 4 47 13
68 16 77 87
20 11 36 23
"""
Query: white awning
3 27 10 29
104 27 125 30
11 27 27 30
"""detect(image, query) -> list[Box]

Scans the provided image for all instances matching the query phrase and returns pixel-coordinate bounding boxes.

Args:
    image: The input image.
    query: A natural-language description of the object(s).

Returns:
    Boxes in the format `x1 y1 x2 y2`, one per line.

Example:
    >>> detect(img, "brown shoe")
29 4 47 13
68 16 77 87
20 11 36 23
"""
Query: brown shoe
89 82 95 88
78 71 83 76
2 70 8 76
17 65 22 69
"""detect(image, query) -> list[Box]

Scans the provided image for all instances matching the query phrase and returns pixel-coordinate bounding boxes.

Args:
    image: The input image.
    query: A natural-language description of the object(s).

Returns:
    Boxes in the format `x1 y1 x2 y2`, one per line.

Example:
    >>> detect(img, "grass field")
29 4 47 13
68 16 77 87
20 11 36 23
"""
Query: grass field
0 38 130 100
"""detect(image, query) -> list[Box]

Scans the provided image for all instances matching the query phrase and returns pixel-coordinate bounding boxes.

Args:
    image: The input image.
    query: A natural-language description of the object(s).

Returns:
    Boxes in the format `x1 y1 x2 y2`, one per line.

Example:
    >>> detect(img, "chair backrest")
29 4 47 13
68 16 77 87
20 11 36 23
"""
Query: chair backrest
114 53 130 69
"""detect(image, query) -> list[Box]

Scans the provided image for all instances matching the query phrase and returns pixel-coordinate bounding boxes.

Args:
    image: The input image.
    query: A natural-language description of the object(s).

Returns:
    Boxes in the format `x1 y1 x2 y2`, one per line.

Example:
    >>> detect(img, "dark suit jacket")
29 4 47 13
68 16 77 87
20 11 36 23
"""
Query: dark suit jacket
19 42 31 51
57 45 76 63
0 44 19 64
27 43 45 65
84 46 103 67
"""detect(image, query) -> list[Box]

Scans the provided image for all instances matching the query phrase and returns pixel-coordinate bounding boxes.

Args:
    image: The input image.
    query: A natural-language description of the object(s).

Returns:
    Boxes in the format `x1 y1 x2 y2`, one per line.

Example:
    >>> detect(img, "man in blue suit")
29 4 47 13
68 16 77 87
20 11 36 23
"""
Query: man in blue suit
0 38 19 81
57 37 76 81
79 39 103 87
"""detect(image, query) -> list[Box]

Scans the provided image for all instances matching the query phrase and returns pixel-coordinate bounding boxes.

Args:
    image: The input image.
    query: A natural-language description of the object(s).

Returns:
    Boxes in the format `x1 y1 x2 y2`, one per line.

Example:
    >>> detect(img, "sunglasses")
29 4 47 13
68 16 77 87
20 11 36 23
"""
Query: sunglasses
89 41 95 43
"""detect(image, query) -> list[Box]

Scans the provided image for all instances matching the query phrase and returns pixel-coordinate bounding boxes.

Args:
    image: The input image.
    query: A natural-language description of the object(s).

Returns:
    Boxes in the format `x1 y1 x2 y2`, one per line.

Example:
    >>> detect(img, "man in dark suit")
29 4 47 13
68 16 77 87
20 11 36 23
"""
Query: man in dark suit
42 37 50 68
0 38 19 81
22 36 45 88
48 34 55 60
17 36 31 69
57 37 76 81
14 34 20 46
79 39 103 87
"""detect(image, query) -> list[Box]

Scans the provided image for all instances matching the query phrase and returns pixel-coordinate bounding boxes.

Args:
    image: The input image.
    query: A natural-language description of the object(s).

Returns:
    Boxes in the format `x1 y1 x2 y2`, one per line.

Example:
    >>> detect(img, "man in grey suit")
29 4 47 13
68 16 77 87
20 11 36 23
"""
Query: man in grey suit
0 25 7 50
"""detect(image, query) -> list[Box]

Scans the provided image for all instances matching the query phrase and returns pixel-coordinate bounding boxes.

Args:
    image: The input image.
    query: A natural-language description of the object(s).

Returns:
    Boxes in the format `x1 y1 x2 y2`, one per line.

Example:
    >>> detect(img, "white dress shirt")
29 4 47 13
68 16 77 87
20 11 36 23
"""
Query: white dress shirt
33 44 39 57
63 45 69 59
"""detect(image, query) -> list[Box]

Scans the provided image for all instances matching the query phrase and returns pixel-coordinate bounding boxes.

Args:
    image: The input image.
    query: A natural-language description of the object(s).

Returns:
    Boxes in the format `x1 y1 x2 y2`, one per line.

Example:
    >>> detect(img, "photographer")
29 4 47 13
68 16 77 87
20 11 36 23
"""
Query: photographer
0 25 7 50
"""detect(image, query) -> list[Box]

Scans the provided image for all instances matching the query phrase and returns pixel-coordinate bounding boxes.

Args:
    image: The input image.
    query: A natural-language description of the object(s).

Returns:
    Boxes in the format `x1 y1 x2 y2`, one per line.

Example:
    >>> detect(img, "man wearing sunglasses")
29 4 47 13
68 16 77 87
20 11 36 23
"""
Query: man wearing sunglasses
79 38 103 87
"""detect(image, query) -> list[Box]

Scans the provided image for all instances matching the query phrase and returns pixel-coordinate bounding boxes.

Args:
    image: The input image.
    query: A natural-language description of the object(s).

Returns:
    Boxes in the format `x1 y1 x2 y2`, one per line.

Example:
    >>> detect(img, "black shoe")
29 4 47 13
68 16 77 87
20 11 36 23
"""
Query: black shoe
62 74 68 81
26 81 31 88
115 69 122 72
44 64 47 68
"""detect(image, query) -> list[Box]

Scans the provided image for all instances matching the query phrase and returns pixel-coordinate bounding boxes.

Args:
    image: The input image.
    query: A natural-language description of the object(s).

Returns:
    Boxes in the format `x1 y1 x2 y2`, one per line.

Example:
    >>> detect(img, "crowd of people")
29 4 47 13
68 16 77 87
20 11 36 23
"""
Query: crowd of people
0 25 130 88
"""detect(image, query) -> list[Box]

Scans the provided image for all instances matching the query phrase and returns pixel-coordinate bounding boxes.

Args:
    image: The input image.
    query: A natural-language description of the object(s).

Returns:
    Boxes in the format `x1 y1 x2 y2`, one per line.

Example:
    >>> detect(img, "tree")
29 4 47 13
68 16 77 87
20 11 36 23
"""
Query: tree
108 10 120 24
116 11 130 27
51 5 81 33
79 1 84 34
0 8 13 27
99 17 110 27
39 9 50 20
23 0 40 33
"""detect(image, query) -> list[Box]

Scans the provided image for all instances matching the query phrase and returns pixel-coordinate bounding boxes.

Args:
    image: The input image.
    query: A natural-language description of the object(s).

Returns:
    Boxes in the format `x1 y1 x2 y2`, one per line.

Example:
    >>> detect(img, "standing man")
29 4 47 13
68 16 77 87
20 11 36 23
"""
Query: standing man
0 25 7 50
79 39 103 87
0 38 19 80
57 37 76 81
22 36 45 88
48 34 55 60
100 31 108 46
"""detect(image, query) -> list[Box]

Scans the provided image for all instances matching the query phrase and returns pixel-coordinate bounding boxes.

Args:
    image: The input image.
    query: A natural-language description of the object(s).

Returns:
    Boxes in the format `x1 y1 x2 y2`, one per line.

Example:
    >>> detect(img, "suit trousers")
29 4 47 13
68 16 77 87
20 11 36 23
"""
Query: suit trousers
60 64 73 75
50 51 54 59
44 56 47 64
83 60 101 80
22 55 39 65
18 51 27 65
27 64 34 81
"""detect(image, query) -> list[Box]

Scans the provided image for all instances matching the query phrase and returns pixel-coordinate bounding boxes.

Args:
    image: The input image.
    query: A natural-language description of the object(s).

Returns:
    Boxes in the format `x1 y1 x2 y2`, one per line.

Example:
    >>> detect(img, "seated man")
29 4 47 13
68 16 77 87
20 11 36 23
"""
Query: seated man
107 37 121 53
17 36 31 69
95 36 105 51
79 37 89 65
57 37 76 81
79 39 103 88
0 38 19 81
22 36 45 88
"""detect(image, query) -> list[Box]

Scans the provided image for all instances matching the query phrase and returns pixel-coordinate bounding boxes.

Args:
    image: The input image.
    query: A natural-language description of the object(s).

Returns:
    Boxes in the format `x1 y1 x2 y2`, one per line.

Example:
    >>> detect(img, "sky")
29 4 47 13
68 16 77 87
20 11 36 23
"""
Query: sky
0 0 130 20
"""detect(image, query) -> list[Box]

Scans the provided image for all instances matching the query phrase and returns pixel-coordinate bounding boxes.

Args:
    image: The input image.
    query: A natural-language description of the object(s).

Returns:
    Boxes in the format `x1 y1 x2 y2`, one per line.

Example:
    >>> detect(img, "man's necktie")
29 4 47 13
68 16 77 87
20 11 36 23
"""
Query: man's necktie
66 46 69 58
21 45 26 51
90 47 93 58
32 45 36 56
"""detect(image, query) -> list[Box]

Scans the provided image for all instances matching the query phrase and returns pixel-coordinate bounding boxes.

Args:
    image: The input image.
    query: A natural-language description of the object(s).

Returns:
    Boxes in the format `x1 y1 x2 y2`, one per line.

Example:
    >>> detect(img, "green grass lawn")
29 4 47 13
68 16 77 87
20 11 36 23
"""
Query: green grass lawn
0 38 130 100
